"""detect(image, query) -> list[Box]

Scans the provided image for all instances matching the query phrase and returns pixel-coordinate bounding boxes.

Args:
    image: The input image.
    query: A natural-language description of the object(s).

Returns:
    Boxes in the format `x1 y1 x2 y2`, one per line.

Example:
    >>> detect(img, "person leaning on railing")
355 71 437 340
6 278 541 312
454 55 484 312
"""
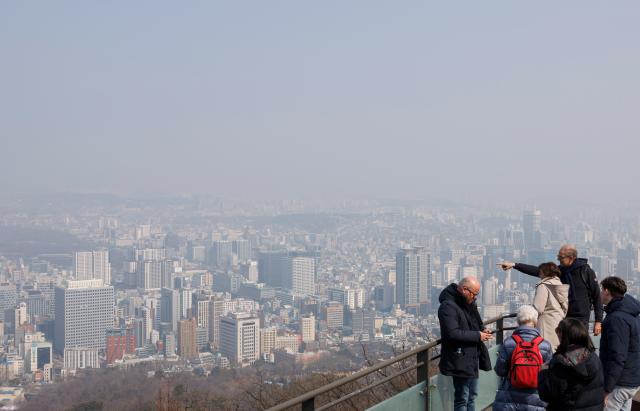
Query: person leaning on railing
438 276 493 411
500 244 603 335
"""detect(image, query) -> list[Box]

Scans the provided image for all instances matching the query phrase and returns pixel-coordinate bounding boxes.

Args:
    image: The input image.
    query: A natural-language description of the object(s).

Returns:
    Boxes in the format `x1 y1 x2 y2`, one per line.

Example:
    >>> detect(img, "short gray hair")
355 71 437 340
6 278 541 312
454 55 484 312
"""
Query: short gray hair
516 305 538 325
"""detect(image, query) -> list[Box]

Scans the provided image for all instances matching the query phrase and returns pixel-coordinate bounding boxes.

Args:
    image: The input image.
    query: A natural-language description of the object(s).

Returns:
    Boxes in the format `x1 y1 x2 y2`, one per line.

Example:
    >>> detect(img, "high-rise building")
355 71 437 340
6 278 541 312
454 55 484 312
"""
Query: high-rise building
257 250 289 288
220 312 260 366
74 250 112 284
396 247 431 308
178 318 197 359
209 297 227 349
260 327 277 356
105 328 135 365
233 239 251 263
289 257 315 295
194 293 211 341
160 288 180 333
210 240 233 268
27 339 52 374
324 301 344 330
179 288 193 319
590 255 610 278
483 276 499 306
301 314 316 343
54 280 114 352
137 260 163 290
0 284 18 313
523 209 542 251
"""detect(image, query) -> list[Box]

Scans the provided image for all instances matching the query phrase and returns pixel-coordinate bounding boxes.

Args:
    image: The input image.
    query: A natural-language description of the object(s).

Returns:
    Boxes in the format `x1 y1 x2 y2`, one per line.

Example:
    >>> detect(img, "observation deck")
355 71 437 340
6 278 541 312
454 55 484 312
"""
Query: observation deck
267 313 616 411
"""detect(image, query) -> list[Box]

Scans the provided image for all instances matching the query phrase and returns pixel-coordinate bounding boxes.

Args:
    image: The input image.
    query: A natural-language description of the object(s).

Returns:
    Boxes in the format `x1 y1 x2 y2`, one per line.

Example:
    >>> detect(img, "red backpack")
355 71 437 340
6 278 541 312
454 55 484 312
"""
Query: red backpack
508 334 544 389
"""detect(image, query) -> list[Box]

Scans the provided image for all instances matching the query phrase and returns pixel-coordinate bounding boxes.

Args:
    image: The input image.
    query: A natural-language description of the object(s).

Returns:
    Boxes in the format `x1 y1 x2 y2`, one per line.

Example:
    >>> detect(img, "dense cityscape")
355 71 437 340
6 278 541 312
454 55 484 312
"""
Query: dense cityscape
1 194 640 408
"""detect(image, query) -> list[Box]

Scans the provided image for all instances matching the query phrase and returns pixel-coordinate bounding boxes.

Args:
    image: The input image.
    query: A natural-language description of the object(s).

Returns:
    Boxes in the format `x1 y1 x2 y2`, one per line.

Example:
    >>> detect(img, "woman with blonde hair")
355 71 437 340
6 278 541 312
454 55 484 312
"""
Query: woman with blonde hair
533 262 569 350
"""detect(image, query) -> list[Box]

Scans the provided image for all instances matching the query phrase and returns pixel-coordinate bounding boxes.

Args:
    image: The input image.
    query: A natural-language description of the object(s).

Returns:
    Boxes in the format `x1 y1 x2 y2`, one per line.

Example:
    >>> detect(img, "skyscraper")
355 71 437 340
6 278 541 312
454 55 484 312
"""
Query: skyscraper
232 239 251 263
523 209 542 252
210 240 233 268
301 314 316 343
220 312 260 365
209 297 227 349
74 250 112 284
395 247 431 308
178 318 197 359
160 288 180 333
54 280 114 352
289 256 315 296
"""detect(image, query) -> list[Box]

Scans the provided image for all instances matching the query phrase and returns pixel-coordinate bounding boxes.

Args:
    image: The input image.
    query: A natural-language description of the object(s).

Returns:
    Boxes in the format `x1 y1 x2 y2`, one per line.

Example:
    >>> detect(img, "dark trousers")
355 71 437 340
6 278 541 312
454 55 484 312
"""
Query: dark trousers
452 376 478 411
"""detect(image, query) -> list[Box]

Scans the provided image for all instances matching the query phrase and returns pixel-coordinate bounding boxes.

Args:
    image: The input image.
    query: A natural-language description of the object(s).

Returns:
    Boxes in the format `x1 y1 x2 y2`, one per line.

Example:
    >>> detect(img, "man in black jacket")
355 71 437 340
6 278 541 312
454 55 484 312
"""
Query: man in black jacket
599 276 640 411
500 244 603 335
438 276 493 411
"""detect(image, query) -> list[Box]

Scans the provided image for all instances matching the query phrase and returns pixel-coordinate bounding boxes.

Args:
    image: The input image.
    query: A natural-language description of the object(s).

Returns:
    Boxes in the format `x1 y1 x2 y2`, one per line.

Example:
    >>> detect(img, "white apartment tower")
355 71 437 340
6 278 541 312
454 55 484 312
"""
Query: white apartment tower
396 247 431 308
301 314 316 343
220 312 260 366
290 257 315 296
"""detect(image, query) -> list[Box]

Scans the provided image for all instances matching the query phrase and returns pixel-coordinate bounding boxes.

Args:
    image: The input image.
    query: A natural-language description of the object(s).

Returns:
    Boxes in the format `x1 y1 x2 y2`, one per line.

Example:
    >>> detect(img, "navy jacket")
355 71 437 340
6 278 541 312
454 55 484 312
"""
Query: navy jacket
600 294 640 392
493 326 553 411
539 347 604 411
438 284 491 378
514 258 603 323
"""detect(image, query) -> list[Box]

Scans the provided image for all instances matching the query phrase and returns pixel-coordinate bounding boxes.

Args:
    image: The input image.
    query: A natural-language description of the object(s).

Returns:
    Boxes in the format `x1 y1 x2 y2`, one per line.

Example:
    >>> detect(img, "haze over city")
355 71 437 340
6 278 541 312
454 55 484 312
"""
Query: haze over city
2 2 640 411
2 2 640 203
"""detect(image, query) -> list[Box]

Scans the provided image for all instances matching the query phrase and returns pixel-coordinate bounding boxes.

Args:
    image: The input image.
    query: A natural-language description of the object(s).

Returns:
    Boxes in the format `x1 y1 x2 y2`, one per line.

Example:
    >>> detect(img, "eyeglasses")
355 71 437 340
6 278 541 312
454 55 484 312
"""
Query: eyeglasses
557 255 570 260
464 287 479 298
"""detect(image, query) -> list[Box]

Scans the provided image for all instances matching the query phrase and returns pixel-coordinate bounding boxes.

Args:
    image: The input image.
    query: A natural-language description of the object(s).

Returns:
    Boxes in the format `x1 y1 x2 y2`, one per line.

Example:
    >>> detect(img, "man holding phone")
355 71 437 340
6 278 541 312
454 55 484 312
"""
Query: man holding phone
438 276 493 411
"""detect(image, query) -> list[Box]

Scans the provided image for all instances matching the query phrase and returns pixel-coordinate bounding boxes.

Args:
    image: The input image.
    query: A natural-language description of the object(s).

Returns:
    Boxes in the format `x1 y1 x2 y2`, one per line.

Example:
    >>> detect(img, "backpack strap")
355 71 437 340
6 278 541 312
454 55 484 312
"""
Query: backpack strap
530 336 543 347
511 334 522 344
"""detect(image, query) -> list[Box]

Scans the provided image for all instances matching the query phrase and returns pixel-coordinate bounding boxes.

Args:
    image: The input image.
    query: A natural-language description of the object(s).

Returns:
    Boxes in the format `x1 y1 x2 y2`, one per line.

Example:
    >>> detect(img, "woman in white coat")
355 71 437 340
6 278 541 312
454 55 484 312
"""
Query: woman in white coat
532 262 569 351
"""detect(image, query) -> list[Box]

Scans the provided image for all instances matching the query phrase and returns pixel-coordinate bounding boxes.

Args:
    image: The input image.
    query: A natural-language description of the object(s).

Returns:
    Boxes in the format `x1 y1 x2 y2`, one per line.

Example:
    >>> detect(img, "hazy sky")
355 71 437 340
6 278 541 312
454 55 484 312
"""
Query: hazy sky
2 2 639 203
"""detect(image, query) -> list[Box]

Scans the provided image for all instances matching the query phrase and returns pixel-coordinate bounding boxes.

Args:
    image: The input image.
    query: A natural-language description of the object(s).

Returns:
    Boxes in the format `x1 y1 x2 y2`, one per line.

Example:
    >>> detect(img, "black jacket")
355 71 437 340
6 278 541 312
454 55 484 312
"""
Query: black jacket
514 258 603 323
437 284 491 378
600 294 640 392
538 347 604 411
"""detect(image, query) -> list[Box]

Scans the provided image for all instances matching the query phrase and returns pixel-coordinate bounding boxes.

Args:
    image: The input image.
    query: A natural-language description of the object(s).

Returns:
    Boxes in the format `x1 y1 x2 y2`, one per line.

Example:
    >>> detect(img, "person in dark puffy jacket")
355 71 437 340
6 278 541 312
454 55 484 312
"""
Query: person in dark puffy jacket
599 276 640 411
438 277 493 411
538 318 604 411
493 305 553 411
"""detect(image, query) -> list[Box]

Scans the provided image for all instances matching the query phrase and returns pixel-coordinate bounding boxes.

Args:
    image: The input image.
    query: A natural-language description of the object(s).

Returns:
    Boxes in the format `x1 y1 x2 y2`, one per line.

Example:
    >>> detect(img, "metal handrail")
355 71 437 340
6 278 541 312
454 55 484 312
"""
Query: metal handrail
267 312 517 411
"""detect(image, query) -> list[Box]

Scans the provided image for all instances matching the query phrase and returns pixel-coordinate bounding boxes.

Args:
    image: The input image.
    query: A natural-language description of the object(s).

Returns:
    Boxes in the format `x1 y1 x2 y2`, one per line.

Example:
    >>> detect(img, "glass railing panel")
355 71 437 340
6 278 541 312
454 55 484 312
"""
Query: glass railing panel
366 345 501 411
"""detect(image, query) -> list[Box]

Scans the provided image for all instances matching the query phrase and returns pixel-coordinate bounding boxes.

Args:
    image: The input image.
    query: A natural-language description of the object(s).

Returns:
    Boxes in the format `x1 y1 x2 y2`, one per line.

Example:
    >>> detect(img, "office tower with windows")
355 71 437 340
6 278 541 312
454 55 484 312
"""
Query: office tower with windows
160 287 180 333
523 209 542 251
396 246 431 308
74 250 112 284
178 318 197 359
301 314 316 343
289 256 315 296
220 312 260 365
210 240 233 268
54 280 114 352
232 239 251 263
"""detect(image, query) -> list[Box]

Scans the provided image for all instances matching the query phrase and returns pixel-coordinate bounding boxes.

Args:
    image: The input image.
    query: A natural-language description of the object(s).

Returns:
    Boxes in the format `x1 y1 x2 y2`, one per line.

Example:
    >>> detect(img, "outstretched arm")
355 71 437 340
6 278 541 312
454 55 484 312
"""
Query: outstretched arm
514 263 540 278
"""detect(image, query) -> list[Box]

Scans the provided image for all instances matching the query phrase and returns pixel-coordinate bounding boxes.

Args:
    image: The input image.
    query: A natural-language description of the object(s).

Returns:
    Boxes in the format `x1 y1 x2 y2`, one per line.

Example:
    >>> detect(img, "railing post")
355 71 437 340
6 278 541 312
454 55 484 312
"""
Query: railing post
302 397 314 411
417 347 430 411
496 317 504 345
